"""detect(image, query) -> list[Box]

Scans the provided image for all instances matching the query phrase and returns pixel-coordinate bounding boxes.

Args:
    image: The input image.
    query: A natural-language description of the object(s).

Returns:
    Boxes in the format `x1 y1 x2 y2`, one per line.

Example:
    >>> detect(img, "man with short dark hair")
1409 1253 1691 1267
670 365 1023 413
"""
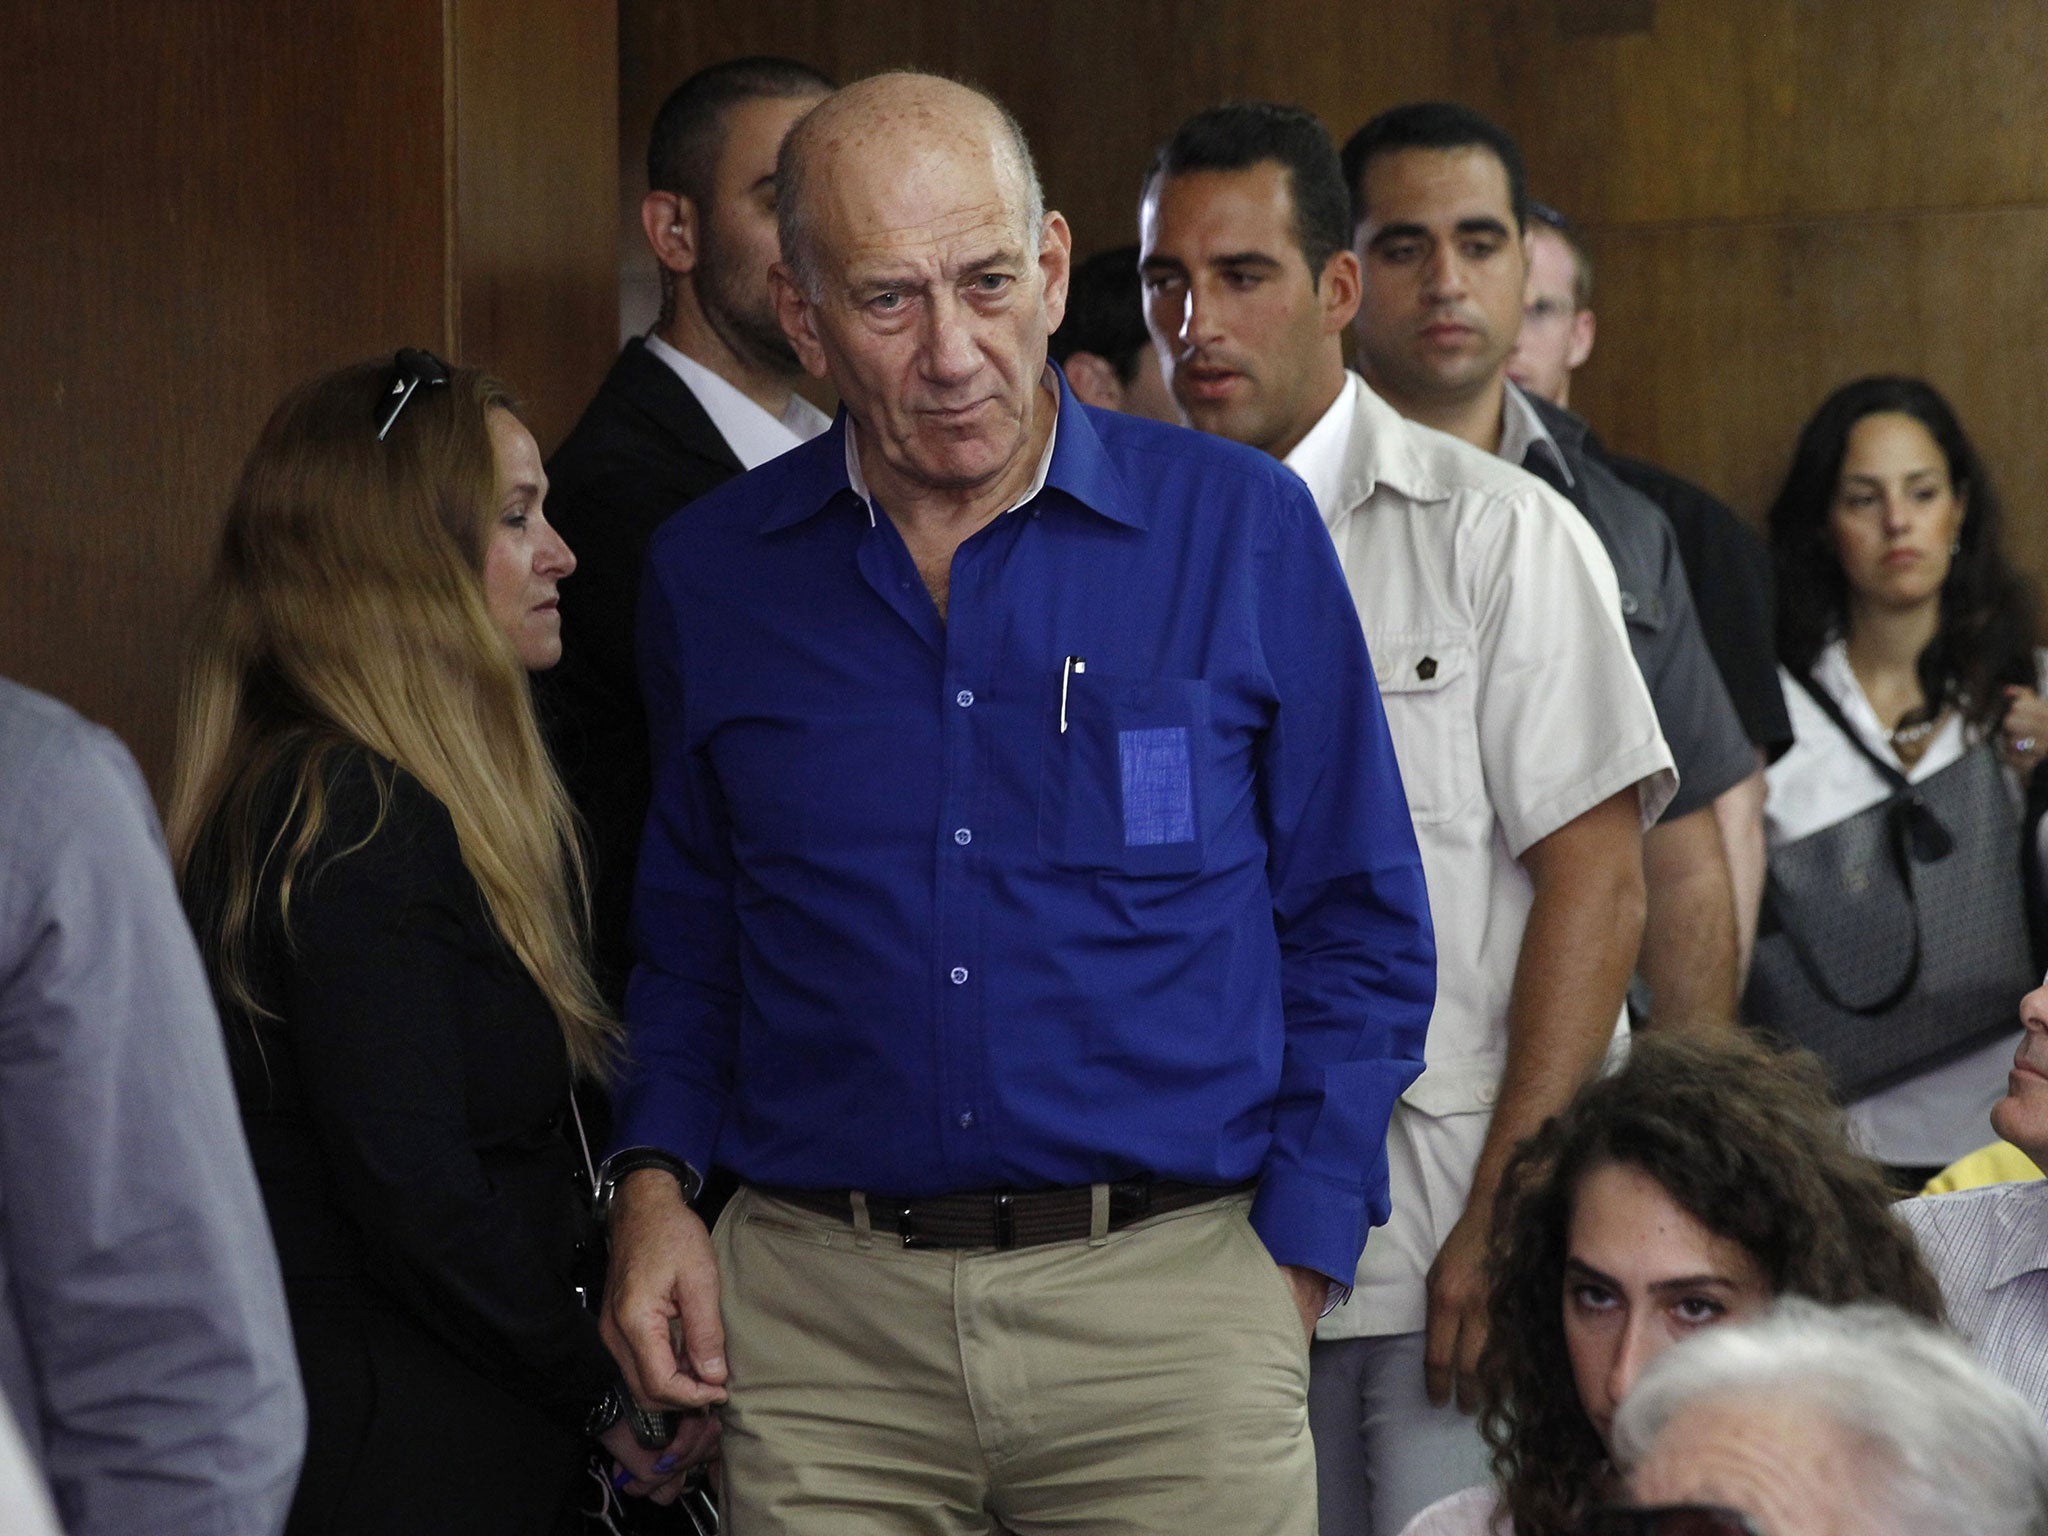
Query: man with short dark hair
541 55 834 999
1048 244 1179 421
1140 101 1674 1535
1344 100 1757 1031
600 73 1435 1535
1508 203 1790 974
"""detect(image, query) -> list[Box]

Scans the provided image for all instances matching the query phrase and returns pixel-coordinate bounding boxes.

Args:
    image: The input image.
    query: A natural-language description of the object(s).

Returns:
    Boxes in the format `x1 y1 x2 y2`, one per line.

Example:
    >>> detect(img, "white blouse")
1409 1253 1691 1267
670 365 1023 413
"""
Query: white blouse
1763 640 2036 1166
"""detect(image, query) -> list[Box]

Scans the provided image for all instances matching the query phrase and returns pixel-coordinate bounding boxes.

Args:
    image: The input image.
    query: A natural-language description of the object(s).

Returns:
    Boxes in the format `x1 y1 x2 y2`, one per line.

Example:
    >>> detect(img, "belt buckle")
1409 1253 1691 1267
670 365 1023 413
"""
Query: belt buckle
896 1204 929 1249
1109 1178 1153 1226
993 1190 1015 1250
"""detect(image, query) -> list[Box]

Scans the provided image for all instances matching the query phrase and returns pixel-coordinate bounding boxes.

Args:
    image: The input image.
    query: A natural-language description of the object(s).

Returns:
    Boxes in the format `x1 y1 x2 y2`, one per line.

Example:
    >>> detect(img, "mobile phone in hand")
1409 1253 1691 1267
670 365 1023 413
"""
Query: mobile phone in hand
627 1400 684 1450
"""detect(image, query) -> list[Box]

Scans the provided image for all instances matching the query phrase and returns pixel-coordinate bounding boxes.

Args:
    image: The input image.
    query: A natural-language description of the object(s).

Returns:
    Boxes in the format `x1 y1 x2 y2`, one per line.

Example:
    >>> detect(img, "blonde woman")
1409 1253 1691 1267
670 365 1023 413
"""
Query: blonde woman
170 354 703 1534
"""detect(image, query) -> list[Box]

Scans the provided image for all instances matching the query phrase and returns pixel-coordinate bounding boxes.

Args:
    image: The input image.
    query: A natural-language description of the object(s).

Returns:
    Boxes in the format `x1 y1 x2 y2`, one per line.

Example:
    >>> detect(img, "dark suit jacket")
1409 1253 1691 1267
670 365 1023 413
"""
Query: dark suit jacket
538 338 744 1004
1587 438 1794 761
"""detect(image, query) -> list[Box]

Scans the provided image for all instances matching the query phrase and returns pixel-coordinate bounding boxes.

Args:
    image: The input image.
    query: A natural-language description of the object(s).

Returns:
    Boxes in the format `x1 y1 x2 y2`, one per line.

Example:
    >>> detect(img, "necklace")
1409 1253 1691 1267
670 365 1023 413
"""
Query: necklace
1890 715 1938 749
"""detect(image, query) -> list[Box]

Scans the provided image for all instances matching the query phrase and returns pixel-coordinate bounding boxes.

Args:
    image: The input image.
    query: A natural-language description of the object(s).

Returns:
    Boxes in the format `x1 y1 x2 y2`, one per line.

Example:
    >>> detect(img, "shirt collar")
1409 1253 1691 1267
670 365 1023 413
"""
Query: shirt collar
1498 379 1575 489
1282 374 1360 519
1988 1182 2048 1291
644 332 832 470
1288 372 1456 520
760 364 1146 534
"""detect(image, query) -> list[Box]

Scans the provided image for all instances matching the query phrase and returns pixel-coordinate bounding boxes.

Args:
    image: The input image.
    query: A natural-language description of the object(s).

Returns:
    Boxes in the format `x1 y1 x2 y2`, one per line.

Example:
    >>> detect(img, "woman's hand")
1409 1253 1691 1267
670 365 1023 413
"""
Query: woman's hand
2001 686 2048 776
599 1409 721 1505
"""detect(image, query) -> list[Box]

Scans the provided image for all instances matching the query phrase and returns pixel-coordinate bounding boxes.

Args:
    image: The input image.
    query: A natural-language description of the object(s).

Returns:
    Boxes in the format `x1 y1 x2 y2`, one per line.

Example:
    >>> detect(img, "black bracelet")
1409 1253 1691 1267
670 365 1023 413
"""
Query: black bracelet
594 1147 704 1222
584 1381 626 1440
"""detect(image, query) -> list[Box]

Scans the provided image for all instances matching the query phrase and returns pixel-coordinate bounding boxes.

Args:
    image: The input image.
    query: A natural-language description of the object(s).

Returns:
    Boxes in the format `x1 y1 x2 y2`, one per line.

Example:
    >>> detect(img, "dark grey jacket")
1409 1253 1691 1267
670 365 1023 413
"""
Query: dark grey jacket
1515 387 1758 821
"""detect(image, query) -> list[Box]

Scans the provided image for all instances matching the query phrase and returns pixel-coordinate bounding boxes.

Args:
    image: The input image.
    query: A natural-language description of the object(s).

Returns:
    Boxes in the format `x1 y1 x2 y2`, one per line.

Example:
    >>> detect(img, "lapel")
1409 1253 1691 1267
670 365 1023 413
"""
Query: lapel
605 336 746 479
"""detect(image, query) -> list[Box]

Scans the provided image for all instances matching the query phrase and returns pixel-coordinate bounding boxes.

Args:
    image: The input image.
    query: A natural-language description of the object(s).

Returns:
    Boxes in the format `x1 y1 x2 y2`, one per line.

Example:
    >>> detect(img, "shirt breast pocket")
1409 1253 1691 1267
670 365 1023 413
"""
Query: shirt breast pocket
1039 673 1209 877
1371 636 1480 826
1619 581 1665 641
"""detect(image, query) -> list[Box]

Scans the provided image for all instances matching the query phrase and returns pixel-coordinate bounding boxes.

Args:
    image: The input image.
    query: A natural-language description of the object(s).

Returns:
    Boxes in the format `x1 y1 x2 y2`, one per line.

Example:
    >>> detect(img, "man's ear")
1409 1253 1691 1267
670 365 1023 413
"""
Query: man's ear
1038 211 1074 337
1318 248 1362 334
768 262 831 380
642 191 698 277
1567 307 1597 372
1062 352 1125 412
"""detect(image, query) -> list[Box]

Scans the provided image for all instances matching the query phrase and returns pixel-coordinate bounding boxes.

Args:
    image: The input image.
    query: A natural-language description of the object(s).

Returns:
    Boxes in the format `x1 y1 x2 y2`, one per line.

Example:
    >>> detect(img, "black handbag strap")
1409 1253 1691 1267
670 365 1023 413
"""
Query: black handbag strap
1764 670 1946 1014
1788 670 1956 862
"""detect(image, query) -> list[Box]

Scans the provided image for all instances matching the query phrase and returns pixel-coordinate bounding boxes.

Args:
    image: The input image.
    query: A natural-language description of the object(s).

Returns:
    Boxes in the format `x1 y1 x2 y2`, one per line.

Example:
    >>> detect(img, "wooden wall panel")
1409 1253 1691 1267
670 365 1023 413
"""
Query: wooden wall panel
1575 207 2048 556
619 0 1466 270
1472 0 2048 227
3 0 617 788
454 0 619 452
2 0 449 789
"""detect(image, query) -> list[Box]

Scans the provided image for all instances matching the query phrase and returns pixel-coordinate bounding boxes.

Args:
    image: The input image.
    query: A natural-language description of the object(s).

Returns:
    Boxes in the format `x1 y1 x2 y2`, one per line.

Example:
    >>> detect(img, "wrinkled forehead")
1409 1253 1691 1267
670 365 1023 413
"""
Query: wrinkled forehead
809 126 1036 278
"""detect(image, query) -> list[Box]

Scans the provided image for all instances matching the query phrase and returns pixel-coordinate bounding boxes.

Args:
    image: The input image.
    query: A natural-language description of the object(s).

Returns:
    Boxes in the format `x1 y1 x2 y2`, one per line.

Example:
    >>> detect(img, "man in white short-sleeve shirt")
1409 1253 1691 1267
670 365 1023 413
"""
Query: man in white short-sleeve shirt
1140 103 1676 1535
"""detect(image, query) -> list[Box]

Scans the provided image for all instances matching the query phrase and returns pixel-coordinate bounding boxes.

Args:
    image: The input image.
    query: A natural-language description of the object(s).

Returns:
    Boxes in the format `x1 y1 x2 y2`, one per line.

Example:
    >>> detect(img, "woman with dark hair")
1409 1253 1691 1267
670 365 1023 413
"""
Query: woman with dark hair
1399 1031 1942 1536
1761 375 2044 1183
169 355 708 1533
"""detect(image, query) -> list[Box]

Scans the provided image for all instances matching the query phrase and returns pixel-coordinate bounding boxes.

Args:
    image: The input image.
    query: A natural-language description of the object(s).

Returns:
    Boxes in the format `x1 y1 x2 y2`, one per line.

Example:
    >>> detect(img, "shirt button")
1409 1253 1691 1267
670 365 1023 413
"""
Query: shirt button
950 966 969 985
959 1111 976 1129
956 689 975 707
1619 591 1640 617
954 827 972 845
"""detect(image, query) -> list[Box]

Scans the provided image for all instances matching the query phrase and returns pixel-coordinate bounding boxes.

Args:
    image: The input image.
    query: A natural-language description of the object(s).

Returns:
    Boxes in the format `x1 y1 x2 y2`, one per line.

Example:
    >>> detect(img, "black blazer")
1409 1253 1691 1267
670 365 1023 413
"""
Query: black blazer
537 338 745 1003
187 747 617 1533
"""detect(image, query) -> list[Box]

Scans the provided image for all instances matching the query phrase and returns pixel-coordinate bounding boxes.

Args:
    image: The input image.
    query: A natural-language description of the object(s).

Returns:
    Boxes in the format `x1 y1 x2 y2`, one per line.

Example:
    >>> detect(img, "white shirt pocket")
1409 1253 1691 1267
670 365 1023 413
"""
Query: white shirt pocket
1371 636 1481 826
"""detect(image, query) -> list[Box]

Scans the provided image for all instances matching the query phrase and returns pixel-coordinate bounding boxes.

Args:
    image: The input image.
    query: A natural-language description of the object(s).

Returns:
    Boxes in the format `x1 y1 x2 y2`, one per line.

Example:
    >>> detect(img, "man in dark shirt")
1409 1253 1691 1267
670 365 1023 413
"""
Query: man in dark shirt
597 72 1434 1534
1508 202 1790 971
540 55 832 1000
1048 244 1180 421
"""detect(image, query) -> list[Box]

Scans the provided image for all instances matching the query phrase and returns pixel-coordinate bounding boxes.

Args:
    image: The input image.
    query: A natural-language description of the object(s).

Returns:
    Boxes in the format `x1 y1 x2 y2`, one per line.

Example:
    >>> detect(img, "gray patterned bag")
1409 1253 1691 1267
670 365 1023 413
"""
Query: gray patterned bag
1745 679 2034 1101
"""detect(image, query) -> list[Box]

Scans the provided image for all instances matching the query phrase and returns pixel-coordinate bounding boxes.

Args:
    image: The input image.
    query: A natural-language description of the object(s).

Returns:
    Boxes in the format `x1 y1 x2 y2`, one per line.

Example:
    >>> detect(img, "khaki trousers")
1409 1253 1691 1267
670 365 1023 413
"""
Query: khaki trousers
713 1186 1317 1535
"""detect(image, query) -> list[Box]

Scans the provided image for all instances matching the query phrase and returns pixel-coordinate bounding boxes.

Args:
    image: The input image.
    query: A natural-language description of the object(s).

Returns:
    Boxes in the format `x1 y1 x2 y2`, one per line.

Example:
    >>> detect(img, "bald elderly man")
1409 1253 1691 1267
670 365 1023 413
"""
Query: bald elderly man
595 72 1434 1532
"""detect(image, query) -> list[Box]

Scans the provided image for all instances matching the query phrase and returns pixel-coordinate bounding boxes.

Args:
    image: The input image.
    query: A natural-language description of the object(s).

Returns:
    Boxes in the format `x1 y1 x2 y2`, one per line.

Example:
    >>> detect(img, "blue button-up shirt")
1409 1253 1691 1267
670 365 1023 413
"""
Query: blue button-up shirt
617 376 1434 1283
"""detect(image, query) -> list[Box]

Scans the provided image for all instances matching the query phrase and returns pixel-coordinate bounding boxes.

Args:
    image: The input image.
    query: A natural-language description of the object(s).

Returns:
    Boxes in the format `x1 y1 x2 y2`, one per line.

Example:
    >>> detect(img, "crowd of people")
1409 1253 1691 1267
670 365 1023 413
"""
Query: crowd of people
7 52 2048 1536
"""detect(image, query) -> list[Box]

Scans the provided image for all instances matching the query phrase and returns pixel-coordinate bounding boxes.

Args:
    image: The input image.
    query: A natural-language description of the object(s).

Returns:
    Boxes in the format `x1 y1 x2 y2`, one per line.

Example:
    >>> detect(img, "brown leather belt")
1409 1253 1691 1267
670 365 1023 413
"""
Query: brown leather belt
760 1178 1250 1250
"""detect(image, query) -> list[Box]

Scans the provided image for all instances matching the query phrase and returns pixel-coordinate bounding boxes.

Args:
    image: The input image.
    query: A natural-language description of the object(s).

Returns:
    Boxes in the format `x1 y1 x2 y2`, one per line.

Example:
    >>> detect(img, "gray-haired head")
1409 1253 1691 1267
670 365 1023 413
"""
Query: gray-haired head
1614 1298 2048 1536
773 71 1045 302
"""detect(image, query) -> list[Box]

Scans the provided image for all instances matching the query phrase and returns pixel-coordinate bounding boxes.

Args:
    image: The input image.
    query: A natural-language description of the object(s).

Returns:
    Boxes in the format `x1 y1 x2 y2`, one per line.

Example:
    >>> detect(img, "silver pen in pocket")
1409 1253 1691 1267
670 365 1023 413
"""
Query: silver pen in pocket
1060 655 1087 733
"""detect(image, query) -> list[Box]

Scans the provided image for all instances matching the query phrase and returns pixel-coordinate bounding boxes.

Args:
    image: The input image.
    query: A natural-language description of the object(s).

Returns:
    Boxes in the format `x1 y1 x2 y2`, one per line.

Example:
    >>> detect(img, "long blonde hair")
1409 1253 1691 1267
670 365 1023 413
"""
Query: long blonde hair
168 358 617 1079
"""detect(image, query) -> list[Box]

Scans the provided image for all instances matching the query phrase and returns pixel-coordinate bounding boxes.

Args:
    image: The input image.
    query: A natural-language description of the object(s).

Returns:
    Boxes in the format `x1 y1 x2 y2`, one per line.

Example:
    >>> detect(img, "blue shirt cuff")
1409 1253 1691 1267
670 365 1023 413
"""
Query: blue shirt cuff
1248 1169 1371 1289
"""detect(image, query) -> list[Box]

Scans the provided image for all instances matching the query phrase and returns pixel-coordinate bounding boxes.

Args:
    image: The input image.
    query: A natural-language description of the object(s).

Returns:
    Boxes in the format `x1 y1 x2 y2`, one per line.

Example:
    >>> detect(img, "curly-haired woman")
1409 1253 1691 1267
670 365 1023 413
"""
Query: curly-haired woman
1399 1031 1942 1536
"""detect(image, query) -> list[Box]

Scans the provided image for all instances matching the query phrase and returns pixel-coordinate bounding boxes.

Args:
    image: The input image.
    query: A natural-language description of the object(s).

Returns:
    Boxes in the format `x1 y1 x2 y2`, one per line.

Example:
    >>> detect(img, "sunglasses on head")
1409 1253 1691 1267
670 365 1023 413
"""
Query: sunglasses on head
1585 1505 1767 1536
372 347 451 441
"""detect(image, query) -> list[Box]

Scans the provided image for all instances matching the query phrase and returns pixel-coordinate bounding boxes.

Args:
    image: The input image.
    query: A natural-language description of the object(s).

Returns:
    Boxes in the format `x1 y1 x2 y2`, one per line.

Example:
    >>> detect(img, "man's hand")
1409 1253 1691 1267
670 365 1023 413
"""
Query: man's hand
599 1410 721 1504
1422 1204 1490 1412
1280 1264 1328 1342
599 1168 728 1409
